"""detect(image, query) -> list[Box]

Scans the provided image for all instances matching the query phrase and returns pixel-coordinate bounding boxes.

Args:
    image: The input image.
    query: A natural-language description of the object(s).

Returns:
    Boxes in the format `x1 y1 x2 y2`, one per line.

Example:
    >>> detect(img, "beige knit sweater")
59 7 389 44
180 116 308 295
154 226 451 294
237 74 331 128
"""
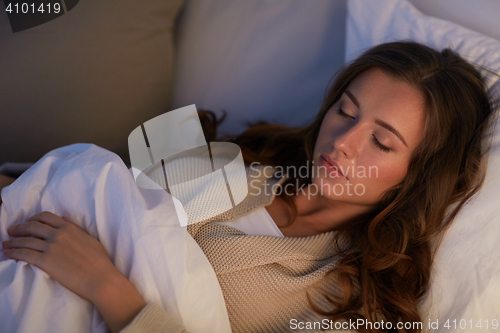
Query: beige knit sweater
122 166 353 333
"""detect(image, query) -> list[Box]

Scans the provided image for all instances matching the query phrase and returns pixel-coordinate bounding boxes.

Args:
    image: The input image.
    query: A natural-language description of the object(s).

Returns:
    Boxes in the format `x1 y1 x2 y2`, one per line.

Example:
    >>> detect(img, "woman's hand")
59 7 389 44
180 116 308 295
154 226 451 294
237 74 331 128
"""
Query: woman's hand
2 211 115 301
2 212 147 332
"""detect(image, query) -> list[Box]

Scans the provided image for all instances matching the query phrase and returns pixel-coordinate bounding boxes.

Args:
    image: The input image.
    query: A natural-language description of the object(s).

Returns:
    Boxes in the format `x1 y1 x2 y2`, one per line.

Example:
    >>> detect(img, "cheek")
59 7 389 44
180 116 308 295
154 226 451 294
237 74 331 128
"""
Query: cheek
314 117 344 153
368 157 408 188
314 126 334 156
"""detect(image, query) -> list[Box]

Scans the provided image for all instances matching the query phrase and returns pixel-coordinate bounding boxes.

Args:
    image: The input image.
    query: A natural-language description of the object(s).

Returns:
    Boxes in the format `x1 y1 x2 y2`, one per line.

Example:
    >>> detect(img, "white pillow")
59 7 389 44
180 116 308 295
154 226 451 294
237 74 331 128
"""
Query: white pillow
408 0 500 43
171 0 347 135
347 0 500 331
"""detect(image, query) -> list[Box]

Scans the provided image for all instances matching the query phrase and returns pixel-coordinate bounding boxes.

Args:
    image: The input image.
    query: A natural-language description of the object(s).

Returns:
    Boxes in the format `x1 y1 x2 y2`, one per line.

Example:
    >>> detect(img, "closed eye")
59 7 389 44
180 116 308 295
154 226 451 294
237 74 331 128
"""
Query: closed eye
336 108 391 152
372 134 391 152
337 108 355 120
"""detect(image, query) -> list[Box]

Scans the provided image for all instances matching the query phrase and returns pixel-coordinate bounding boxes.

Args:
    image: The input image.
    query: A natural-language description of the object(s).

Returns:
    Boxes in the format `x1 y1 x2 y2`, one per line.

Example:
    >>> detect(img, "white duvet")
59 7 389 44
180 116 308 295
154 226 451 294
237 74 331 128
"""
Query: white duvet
0 144 231 333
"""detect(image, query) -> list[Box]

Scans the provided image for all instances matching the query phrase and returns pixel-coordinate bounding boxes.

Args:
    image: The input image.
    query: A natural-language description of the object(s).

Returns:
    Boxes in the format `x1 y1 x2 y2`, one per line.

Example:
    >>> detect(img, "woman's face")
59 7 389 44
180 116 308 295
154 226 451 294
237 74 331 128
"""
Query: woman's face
312 68 425 206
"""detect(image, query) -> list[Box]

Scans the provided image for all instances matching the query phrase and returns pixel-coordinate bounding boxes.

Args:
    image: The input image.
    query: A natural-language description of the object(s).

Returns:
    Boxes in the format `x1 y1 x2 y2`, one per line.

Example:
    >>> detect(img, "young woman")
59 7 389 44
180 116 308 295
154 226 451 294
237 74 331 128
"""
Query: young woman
1 41 495 332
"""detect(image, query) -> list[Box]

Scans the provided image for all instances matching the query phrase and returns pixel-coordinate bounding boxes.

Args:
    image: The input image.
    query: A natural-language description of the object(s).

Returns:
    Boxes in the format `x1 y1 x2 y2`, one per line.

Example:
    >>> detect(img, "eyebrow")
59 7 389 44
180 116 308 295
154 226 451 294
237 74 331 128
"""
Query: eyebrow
344 90 360 109
374 119 408 147
344 89 408 147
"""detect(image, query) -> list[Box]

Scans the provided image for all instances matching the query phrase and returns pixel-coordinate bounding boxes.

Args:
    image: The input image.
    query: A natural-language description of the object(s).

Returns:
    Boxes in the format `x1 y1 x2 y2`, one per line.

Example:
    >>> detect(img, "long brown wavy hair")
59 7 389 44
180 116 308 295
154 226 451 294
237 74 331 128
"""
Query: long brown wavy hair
198 41 496 332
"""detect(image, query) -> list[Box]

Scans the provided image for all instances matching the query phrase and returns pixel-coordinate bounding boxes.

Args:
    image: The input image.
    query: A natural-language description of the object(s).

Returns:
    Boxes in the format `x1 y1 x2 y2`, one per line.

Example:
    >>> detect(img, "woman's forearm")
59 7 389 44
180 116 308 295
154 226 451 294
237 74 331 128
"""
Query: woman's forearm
2 211 148 332
90 271 148 333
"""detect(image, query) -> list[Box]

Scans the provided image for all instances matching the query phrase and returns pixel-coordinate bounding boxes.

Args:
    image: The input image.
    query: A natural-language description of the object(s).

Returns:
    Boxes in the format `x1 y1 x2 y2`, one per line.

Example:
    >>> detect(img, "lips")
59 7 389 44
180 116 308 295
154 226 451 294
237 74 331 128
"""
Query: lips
320 155 347 179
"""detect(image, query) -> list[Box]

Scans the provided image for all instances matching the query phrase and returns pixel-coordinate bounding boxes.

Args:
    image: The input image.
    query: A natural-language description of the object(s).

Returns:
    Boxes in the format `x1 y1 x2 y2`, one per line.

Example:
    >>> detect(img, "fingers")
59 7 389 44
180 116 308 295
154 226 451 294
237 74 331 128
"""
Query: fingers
2 237 48 252
28 211 64 228
7 221 55 239
2 247 44 267
7 211 73 239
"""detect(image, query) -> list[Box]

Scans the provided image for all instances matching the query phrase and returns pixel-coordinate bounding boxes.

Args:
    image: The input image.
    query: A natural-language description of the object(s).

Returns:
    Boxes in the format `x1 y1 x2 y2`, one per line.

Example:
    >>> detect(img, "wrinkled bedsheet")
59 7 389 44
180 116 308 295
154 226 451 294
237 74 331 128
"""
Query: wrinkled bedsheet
0 144 231 333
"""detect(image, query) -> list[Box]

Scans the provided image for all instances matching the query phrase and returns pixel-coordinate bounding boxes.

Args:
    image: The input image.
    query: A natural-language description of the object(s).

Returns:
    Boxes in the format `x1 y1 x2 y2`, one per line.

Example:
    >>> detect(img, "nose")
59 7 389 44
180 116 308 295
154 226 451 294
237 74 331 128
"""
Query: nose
332 123 361 158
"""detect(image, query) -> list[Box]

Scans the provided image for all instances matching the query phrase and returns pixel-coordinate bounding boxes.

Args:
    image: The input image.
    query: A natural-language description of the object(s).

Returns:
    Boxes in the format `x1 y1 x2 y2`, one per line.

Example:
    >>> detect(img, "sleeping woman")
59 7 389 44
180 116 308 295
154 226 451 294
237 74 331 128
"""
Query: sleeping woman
1 41 496 332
